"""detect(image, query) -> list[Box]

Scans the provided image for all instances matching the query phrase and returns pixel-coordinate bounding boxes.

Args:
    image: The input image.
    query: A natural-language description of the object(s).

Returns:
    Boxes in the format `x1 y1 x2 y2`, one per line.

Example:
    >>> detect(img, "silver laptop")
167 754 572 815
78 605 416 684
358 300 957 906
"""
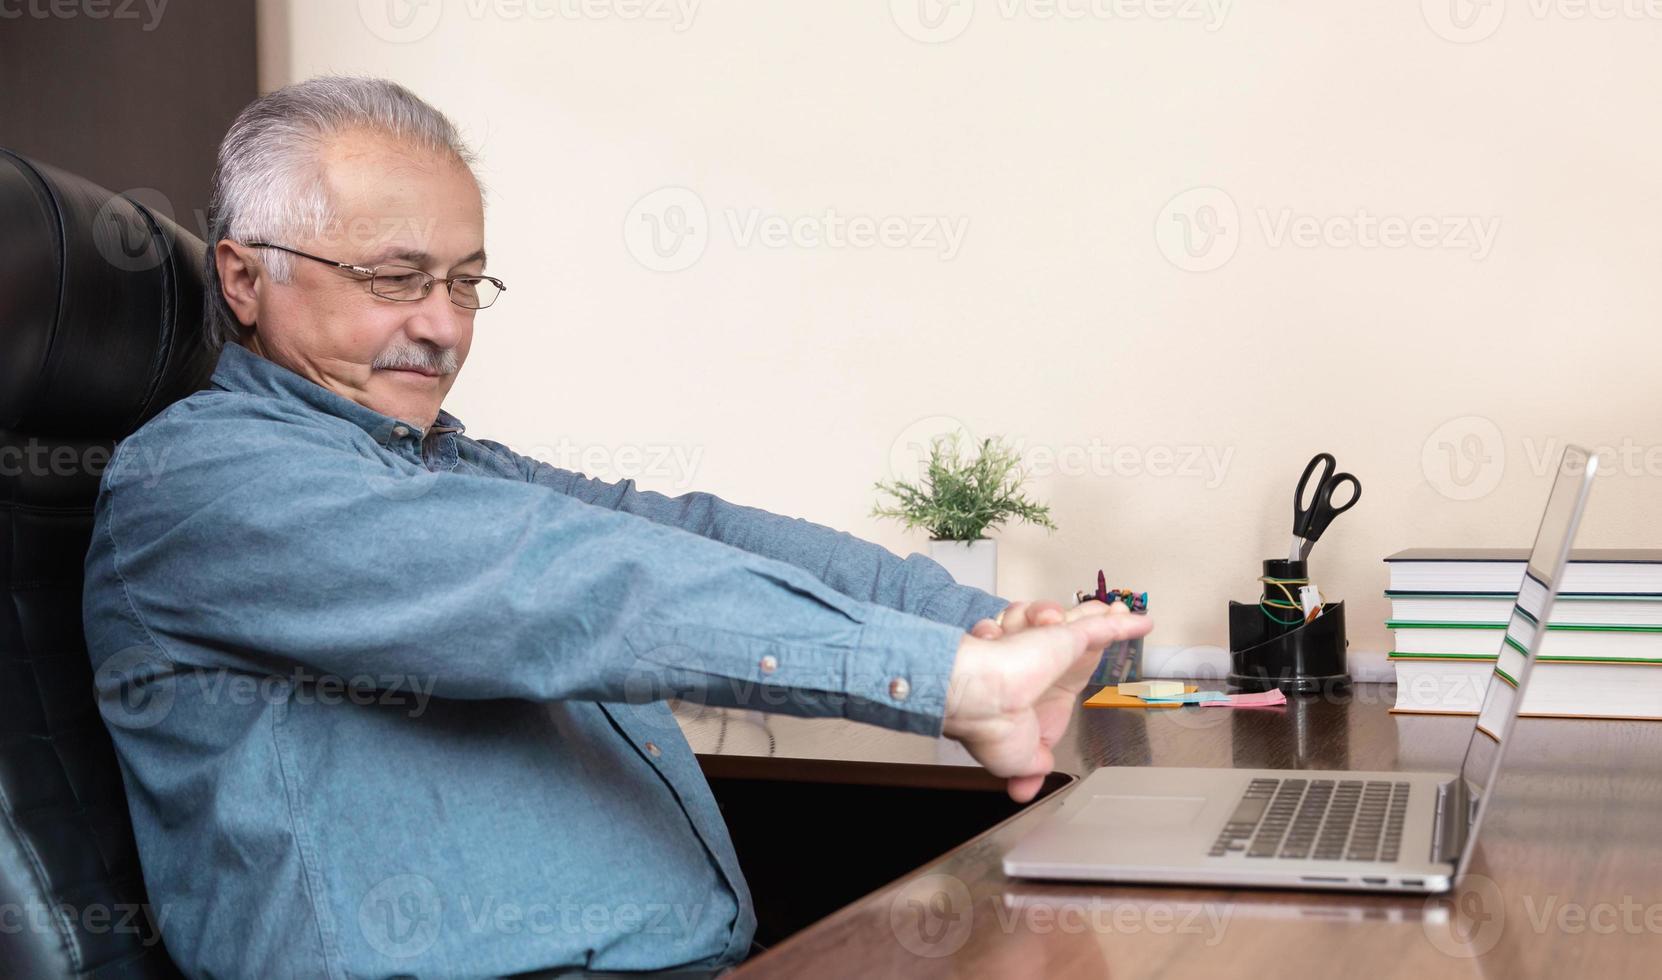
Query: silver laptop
1003 444 1600 894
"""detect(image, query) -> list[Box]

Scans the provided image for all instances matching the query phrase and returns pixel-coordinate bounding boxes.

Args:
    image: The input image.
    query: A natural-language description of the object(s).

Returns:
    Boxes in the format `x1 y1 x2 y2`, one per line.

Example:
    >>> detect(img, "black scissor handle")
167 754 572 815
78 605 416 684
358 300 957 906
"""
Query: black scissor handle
1295 454 1361 544
1308 471 1361 540
1293 453 1336 536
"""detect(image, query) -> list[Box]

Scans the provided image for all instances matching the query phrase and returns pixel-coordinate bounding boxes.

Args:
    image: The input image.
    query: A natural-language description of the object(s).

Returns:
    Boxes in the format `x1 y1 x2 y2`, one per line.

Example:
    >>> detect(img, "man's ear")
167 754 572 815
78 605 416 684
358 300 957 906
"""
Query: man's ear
215 240 262 329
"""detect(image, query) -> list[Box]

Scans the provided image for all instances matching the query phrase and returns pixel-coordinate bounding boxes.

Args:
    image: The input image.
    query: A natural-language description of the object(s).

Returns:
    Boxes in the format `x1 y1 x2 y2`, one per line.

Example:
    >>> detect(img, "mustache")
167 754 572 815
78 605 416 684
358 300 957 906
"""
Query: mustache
373 344 459 376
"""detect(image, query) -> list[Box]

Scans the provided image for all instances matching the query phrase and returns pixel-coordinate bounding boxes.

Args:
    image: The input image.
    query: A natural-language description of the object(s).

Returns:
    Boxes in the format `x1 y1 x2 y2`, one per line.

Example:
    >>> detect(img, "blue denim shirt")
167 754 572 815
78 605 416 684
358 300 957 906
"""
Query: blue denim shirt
81 342 1008 979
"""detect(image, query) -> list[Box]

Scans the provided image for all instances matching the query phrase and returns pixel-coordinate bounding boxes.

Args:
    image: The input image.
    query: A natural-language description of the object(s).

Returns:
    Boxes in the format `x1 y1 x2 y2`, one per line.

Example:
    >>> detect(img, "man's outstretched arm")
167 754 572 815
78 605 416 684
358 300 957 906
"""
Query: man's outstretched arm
87 401 968 734
484 445 1010 632
88 398 1151 798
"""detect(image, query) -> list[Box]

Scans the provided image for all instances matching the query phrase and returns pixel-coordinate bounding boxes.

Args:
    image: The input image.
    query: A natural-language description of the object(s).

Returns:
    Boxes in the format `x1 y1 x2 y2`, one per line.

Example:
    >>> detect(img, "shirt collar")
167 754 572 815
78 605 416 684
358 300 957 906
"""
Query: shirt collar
208 341 467 447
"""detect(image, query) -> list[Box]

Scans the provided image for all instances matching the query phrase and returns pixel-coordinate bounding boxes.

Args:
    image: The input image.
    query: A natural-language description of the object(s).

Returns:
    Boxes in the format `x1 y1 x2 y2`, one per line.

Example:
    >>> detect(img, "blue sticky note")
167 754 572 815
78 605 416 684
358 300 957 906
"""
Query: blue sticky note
1142 691 1230 704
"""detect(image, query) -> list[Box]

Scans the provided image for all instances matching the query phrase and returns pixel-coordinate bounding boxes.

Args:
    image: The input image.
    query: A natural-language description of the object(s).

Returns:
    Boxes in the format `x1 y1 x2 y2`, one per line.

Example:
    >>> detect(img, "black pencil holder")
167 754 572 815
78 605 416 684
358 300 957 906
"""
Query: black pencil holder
1227 559 1350 695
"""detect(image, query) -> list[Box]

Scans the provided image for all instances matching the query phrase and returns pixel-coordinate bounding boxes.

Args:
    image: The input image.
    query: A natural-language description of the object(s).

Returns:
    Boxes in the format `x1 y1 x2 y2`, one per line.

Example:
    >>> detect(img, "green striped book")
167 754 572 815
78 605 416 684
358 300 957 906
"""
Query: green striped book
1387 592 1662 628
1391 655 1662 719
1388 622 1662 662
1385 548 1662 593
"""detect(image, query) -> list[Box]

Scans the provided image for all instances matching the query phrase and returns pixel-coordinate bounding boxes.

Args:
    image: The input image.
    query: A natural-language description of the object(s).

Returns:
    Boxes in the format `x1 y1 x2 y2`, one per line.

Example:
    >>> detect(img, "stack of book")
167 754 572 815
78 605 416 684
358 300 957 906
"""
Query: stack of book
1385 548 1662 720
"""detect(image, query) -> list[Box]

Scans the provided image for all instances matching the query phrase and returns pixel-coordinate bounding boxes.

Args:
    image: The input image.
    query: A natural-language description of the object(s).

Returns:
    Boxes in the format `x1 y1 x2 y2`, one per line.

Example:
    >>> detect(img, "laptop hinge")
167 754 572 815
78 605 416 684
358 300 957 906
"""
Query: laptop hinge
1430 777 1466 865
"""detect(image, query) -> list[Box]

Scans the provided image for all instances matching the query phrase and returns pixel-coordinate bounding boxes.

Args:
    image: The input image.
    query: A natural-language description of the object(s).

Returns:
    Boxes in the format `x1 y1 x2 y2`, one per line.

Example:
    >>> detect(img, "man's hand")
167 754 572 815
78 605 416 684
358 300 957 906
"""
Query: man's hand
945 604 1153 802
969 598 1120 640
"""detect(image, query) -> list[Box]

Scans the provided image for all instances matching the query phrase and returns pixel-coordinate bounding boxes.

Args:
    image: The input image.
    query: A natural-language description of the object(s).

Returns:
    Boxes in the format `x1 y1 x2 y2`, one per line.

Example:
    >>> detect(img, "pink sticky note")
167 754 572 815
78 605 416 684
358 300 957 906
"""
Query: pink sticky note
1201 690 1288 708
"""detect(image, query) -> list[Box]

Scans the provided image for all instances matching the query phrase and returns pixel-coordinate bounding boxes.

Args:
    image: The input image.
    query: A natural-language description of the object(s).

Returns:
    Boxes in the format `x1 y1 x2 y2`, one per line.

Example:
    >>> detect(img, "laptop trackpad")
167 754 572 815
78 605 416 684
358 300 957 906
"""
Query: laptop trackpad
1069 794 1209 830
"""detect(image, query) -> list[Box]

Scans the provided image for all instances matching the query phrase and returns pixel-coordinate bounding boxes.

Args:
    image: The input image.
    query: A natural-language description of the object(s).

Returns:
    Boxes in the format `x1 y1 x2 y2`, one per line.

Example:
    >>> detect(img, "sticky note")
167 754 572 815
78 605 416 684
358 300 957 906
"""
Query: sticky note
1143 691 1231 704
1117 680 1184 698
1200 690 1289 708
1085 684 1197 709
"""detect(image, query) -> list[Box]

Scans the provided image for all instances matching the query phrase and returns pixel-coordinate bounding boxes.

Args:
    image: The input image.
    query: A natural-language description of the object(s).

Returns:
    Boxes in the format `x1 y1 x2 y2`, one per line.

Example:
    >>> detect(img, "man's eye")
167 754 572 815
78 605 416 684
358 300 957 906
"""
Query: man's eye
374 271 429 298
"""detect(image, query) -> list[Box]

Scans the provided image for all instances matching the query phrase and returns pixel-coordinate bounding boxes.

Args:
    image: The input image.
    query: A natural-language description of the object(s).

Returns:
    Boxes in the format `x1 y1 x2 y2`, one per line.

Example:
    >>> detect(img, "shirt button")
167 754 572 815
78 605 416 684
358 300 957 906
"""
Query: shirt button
645 741 661 757
888 677 911 701
392 425 410 439
759 655 778 675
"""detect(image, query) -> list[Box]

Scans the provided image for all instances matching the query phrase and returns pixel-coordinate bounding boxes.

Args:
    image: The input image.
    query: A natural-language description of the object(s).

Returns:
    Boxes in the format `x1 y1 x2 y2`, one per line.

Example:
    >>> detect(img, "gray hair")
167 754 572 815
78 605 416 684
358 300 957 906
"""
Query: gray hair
202 75 482 350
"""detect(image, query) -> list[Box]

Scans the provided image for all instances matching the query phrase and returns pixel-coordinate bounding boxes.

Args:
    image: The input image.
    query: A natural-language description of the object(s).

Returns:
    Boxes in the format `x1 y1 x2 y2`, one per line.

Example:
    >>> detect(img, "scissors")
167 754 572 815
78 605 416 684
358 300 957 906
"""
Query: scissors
1290 452 1361 561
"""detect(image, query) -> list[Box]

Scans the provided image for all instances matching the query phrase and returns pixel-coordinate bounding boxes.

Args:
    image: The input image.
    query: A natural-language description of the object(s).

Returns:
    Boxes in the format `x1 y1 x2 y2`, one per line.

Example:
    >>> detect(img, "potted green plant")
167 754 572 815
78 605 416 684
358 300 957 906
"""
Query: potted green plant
872 432 1057 594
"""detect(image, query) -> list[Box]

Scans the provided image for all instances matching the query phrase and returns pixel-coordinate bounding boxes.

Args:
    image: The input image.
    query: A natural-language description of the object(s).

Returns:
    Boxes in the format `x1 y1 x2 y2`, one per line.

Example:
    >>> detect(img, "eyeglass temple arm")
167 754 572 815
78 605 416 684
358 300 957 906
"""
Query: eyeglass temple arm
243 241 374 277
244 241 500 290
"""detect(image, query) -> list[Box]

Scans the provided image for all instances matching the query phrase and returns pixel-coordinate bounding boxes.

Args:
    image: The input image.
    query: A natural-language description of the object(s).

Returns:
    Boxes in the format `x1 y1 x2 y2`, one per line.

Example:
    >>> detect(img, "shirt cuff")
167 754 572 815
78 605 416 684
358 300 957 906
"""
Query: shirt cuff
920 581 1011 633
841 604 964 736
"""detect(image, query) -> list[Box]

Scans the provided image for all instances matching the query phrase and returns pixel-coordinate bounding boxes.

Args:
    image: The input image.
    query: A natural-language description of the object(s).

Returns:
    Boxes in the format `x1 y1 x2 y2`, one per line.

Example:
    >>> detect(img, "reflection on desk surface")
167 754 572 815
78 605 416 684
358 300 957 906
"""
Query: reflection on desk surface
1001 882 1434 930
716 684 1662 980
678 683 1425 773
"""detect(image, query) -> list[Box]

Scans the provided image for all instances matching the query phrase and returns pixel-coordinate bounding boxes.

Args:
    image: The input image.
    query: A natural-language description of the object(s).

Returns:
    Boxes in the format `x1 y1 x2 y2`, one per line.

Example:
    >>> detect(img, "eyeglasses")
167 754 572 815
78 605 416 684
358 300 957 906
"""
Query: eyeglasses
241 242 506 310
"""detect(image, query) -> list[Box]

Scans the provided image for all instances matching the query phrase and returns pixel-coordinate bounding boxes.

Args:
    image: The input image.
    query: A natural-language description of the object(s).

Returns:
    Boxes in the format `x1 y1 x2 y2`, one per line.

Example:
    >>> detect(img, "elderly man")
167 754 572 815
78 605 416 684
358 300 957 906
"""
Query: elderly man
82 76 1151 978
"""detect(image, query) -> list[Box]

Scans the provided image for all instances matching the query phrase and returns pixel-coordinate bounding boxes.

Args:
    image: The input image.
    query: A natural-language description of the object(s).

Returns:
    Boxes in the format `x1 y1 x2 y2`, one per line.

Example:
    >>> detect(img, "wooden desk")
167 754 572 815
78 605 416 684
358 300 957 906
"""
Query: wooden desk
678 685 1662 979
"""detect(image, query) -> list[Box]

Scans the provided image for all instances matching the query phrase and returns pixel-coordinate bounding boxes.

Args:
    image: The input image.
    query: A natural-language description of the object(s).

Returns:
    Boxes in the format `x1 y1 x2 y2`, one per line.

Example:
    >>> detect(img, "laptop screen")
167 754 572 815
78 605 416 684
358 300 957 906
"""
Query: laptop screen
1454 444 1598 866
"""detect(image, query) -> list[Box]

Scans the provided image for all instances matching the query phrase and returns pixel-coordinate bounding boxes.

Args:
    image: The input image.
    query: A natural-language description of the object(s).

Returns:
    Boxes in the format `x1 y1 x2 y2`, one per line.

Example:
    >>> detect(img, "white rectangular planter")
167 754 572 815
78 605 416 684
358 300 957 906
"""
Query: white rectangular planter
927 538 997 595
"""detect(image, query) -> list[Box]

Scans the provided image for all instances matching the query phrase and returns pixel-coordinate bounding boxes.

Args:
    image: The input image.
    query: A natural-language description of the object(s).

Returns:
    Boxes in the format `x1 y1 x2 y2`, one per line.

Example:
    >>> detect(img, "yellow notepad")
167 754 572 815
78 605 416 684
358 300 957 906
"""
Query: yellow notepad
1084 684 1199 709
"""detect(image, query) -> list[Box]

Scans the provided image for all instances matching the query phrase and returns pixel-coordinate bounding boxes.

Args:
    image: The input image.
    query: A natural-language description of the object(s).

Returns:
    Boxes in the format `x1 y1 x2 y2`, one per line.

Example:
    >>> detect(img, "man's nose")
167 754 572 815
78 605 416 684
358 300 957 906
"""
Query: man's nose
401 283 468 350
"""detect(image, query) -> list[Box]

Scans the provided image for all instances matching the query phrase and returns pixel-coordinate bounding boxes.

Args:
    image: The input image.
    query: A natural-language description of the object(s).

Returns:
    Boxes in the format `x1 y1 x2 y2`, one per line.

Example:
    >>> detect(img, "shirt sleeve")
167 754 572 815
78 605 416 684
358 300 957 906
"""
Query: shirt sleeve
90 398 966 736
477 441 1011 633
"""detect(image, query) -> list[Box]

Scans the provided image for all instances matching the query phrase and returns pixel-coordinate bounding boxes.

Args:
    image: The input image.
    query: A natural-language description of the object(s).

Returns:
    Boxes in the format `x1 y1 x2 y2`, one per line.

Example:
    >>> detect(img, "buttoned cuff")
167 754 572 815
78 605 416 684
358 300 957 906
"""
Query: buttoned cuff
841 604 964 736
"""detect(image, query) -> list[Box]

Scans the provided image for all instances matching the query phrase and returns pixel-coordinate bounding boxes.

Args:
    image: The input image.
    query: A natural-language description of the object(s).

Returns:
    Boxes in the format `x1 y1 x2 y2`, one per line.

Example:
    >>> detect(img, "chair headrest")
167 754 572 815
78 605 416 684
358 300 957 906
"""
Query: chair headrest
0 148 218 439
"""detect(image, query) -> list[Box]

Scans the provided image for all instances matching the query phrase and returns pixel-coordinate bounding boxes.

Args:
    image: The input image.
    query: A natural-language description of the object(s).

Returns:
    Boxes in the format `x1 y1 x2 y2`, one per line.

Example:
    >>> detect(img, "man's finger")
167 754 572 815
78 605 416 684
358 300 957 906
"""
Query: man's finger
1007 768 1048 804
1070 611 1153 649
970 618 1002 640
1028 601 1065 627
1000 600 1031 629
1003 735 1055 802
1033 695 1078 757
1046 646 1097 706
1064 599 1111 622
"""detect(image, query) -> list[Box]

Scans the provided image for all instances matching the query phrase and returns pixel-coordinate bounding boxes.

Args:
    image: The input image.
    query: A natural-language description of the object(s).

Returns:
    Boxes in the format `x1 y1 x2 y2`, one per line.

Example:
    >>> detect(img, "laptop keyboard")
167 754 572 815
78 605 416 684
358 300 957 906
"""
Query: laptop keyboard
1208 778 1410 861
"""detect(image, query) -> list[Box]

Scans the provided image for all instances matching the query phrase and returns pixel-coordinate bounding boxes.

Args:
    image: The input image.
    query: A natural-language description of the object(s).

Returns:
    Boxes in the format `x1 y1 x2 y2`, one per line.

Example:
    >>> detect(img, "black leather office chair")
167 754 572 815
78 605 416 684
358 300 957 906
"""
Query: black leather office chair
0 148 217 979
0 149 733 980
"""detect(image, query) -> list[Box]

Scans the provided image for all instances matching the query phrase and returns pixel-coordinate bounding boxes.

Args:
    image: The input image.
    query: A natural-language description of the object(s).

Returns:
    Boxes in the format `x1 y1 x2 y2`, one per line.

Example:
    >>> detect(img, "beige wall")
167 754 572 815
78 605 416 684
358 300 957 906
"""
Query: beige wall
258 0 1660 674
